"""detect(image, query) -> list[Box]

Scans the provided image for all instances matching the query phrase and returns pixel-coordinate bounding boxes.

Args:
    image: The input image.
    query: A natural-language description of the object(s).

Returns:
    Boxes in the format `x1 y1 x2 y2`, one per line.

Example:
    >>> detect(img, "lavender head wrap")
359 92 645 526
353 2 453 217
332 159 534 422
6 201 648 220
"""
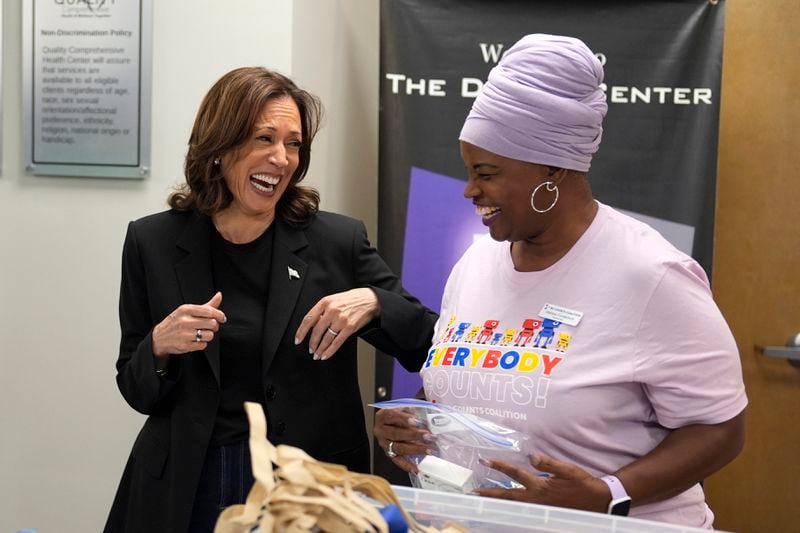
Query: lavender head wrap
459 34 607 172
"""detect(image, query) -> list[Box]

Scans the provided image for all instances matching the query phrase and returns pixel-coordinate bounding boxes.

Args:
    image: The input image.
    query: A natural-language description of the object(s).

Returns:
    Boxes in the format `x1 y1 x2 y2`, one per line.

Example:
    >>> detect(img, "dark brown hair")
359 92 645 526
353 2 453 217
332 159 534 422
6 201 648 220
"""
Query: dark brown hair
169 67 322 226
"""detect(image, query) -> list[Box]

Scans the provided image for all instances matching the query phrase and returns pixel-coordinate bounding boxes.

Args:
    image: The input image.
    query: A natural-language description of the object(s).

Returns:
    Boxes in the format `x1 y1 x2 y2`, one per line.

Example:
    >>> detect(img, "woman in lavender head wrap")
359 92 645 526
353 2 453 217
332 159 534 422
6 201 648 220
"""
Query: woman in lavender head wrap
375 34 746 528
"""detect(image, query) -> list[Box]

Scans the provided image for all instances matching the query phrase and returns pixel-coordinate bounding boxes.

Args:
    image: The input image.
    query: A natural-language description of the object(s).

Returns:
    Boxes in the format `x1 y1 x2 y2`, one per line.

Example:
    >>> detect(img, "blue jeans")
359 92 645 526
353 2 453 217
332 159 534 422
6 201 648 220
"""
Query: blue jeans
188 440 255 532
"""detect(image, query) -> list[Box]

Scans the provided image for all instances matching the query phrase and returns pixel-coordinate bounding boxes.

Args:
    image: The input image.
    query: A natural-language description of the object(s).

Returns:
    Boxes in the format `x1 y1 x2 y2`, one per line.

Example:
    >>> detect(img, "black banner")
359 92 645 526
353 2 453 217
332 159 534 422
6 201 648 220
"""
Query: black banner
375 0 724 479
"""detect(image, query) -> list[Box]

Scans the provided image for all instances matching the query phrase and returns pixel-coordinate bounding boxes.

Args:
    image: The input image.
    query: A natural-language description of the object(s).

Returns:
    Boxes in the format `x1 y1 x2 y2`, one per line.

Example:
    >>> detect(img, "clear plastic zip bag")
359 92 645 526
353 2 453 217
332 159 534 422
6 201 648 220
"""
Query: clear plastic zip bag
371 399 536 494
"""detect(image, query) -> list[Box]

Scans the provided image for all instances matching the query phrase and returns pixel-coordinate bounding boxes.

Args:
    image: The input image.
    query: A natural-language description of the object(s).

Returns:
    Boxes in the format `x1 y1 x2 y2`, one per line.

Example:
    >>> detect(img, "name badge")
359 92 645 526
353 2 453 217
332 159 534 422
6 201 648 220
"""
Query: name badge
539 303 583 326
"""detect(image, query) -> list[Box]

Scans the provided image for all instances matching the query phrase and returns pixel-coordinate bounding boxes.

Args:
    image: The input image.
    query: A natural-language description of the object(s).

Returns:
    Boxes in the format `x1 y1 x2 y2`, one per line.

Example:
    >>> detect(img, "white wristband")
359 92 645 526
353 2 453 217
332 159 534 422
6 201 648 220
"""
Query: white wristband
600 474 631 516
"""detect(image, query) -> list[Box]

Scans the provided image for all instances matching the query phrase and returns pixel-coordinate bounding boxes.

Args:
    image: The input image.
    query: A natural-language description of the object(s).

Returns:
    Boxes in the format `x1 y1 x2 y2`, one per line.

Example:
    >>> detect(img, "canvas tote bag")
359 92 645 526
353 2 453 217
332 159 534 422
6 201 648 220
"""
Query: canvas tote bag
214 401 467 533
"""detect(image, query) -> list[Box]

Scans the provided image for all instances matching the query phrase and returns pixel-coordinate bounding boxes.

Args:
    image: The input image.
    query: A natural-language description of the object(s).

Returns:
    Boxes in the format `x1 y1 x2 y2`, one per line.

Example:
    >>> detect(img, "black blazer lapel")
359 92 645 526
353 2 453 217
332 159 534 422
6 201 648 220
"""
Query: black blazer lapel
174 212 221 386
263 219 308 374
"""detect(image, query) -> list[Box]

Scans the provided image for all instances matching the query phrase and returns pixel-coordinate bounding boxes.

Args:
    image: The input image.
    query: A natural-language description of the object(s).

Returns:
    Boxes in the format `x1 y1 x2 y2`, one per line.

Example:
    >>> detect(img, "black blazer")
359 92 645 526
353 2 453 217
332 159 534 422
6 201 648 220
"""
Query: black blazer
105 209 437 533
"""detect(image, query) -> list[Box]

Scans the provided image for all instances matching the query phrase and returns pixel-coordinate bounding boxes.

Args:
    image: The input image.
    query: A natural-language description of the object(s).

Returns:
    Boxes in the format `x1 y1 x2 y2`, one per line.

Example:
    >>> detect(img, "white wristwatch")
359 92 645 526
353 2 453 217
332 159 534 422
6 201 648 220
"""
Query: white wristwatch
600 474 631 516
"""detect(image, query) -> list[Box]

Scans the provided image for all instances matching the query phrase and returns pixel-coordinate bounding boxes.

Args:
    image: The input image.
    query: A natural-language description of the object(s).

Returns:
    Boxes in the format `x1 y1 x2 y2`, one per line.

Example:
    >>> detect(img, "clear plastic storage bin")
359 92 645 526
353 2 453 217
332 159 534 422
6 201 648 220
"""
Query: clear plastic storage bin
392 485 732 533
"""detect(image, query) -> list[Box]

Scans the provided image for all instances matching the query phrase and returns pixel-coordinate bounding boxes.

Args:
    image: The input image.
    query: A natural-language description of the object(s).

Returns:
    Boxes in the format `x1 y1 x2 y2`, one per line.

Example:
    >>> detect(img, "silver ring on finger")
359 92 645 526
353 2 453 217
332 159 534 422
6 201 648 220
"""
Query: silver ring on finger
386 440 398 458
326 327 339 337
195 329 203 343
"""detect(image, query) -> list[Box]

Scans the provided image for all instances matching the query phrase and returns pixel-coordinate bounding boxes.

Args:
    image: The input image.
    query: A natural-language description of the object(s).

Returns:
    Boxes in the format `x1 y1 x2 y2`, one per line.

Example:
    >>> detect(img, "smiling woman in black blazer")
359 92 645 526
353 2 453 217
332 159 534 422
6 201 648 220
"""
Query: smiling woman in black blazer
104 67 437 533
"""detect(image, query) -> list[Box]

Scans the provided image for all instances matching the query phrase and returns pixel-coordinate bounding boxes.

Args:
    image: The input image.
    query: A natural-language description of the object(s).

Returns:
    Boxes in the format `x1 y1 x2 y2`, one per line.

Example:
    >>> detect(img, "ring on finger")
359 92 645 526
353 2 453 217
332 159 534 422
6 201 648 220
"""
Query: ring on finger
326 327 339 337
195 329 203 343
386 441 398 458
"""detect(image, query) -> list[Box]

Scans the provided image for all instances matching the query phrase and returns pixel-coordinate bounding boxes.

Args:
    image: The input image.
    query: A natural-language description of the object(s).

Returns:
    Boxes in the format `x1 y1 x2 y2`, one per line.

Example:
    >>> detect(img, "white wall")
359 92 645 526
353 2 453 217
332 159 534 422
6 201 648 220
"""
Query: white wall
0 1 379 531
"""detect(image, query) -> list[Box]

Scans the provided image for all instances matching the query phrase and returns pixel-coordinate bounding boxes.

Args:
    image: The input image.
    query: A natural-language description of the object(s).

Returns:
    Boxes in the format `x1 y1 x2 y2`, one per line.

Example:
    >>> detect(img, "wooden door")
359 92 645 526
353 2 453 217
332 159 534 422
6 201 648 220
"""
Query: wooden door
704 1 800 532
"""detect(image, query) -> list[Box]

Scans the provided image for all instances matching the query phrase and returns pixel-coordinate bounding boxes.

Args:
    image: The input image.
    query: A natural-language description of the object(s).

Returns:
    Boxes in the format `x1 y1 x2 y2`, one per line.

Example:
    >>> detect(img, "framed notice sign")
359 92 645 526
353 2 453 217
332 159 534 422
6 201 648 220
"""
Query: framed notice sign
22 0 152 179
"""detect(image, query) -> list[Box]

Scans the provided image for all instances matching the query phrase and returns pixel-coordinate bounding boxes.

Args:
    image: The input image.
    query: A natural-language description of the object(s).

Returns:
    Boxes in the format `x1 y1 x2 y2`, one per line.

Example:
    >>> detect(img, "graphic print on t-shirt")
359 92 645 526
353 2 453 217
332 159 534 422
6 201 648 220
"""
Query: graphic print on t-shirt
423 315 575 419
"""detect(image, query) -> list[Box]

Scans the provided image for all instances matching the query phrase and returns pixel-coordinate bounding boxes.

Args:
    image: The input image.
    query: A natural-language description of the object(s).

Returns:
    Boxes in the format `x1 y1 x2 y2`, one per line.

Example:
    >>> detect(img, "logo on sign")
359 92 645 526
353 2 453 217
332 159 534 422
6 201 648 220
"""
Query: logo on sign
54 0 115 17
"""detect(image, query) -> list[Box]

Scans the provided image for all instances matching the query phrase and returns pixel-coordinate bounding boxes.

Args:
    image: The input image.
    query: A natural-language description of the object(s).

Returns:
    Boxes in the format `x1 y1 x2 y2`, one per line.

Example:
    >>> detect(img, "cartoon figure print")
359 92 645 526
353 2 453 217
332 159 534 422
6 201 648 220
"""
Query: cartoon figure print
476 319 500 344
500 329 517 346
440 315 457 342
490 332 503 345
533 319 562 349
555 332 572 352
465 325 481 343
513 319 542 347
450 323 471 343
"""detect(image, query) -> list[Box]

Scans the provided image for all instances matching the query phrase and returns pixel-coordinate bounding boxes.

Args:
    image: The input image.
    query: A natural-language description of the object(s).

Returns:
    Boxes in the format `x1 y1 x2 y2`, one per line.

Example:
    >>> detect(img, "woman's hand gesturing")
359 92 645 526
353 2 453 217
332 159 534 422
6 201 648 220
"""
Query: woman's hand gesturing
294 288 381 360
152 292 227 357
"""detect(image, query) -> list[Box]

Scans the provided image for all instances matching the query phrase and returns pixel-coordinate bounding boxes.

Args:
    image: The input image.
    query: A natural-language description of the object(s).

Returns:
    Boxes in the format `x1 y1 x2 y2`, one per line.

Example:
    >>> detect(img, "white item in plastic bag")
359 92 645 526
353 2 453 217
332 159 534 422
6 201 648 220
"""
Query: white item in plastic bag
416 455 477 494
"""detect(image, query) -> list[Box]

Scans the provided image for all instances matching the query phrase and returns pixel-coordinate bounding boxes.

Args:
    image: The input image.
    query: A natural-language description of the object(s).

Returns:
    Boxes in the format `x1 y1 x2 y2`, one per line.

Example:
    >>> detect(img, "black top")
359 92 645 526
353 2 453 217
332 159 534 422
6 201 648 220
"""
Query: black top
210 224 274 446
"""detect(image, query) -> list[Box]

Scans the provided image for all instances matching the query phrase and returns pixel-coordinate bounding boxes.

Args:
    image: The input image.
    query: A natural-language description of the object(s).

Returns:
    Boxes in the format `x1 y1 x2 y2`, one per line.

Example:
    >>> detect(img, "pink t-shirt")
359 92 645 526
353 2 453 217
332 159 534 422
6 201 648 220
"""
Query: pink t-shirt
420 202 747 528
